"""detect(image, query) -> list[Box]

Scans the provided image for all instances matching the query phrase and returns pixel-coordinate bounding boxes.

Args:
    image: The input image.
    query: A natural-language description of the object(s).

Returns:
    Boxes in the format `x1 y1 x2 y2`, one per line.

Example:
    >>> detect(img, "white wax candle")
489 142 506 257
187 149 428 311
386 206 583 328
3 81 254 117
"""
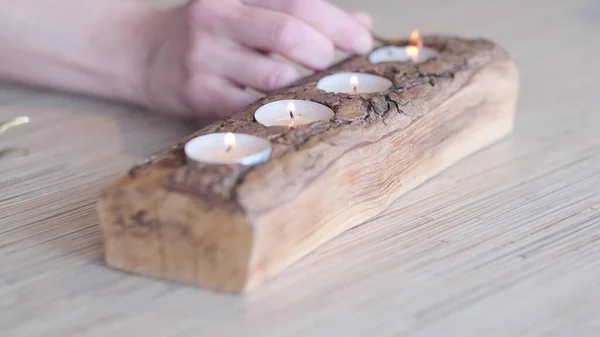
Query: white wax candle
255 100 334 127
368 45 438 64
317 72 392 94
184 133 272 166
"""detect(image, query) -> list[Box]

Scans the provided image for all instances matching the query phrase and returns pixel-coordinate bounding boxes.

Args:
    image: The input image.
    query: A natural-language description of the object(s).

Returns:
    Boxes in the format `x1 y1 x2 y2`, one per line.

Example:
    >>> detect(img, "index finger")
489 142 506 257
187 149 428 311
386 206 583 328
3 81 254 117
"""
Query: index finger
241 0 373 54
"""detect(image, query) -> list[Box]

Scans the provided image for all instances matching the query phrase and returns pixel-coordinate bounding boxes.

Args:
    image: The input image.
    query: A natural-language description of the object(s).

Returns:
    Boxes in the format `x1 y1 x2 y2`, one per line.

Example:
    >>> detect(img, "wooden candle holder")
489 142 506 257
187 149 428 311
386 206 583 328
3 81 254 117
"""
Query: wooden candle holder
98 36 519 293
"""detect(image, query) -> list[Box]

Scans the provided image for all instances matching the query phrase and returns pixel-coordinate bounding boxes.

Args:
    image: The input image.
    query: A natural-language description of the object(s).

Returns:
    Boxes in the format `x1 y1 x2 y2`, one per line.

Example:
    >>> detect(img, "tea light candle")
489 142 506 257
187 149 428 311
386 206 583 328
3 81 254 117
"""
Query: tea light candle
368 45 438 64
184 132 272 166
369 29 438 64
317 72 392 94
255 100 334 127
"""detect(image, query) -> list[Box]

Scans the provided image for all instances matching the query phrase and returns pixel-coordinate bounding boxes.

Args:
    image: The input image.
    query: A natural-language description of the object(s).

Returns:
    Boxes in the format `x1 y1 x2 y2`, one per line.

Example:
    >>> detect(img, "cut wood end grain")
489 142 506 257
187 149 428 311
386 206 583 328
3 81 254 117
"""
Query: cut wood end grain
97 36 519 293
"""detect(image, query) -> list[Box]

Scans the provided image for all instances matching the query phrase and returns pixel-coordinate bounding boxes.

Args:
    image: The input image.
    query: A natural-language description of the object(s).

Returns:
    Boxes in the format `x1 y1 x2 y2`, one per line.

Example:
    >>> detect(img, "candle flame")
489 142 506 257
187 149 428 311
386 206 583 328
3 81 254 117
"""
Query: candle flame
409 29 423 48
224 132 236 152
350 75 359 92
406 29 423 62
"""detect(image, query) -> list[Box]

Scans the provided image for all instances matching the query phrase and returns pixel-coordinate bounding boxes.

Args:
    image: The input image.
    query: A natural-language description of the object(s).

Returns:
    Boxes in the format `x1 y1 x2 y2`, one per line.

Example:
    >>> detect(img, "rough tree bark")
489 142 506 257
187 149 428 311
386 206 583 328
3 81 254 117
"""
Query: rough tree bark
98 36 519 293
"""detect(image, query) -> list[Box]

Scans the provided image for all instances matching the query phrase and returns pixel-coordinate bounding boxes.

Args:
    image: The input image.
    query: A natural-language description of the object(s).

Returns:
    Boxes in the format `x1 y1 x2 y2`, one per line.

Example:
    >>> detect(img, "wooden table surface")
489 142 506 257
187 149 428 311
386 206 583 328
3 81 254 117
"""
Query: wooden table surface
2 0 599 336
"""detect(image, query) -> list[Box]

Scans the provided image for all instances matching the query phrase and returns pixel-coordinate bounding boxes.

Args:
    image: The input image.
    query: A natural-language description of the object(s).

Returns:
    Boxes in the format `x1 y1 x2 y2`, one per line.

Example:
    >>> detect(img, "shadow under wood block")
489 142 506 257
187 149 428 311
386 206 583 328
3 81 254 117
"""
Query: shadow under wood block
98 36 519 293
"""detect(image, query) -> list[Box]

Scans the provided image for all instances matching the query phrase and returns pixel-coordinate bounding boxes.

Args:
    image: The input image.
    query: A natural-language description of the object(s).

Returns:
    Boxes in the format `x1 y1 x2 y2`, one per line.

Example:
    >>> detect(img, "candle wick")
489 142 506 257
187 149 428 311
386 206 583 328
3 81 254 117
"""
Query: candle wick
225 145 233 153
288 112 295 128
352 85 357 94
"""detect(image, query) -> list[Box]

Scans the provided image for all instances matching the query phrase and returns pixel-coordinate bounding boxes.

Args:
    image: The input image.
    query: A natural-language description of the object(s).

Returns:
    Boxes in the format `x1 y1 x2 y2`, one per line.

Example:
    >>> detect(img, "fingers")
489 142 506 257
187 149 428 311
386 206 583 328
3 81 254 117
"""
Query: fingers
188 35 300 92
230 6 335 69
189 1 334 69
241 0 373 54
184 73 257 119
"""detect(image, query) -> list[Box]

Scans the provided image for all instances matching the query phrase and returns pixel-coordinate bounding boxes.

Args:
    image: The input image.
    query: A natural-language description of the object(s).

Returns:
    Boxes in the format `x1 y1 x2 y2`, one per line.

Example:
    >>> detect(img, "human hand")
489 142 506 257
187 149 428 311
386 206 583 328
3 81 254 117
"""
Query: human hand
142 0 373 119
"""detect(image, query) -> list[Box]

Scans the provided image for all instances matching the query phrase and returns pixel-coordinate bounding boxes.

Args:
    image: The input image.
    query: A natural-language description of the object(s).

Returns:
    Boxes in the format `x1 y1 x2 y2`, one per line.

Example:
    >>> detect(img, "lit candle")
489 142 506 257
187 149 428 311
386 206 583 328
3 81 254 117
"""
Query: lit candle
317 72 392 94
184 132 272 166
369 30 438 64
254 100 334 127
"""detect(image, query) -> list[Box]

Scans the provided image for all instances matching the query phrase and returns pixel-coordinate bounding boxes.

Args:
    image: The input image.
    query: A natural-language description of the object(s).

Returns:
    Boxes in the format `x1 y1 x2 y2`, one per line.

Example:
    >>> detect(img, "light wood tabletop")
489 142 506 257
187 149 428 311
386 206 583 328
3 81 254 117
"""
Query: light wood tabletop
2 0 600 336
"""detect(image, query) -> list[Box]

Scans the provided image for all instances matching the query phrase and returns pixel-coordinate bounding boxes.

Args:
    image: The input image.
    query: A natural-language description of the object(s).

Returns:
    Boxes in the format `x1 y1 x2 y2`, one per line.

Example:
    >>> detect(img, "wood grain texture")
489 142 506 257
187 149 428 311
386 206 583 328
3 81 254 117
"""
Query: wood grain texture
1 0 600 335
99 37 518 293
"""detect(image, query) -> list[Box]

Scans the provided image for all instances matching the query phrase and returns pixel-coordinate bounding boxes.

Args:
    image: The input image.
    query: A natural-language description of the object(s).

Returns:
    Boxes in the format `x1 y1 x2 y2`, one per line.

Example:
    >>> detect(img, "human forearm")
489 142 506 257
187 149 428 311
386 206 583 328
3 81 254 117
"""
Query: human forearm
0 0 156 105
